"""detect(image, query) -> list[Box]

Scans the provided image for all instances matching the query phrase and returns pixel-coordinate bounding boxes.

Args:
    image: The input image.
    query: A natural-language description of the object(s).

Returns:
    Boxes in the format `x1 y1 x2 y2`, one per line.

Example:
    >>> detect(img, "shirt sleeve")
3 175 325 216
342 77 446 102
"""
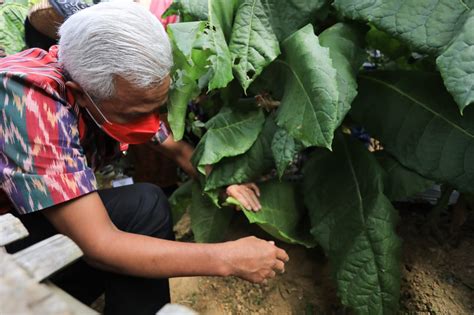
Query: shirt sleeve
151 120 171 144
0 75 97 214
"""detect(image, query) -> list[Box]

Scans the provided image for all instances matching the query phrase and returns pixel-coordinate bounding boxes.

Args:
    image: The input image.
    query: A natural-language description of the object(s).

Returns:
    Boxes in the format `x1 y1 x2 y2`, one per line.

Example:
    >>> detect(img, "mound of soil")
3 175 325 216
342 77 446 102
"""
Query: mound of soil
171 209 474 314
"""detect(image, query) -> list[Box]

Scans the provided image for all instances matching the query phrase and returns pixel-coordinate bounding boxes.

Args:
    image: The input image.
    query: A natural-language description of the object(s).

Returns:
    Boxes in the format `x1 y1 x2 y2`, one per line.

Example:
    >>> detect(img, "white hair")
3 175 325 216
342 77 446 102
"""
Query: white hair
58 2 172 100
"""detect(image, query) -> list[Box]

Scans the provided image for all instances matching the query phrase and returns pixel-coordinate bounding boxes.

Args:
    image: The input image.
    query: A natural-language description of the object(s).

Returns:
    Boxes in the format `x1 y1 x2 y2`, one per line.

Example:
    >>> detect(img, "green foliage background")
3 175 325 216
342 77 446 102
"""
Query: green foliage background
166 0 474 313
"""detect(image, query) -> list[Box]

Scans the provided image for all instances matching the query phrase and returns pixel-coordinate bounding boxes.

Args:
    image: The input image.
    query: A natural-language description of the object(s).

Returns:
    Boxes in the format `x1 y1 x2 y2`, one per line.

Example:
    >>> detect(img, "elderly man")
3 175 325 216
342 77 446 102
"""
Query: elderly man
0 2 288 315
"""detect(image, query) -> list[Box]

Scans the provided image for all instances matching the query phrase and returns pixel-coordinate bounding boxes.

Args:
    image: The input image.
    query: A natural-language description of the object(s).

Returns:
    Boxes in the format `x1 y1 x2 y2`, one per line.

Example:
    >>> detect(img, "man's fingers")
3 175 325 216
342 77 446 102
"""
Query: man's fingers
276 247 289 262
246 189 261 211
273 260 285 273
247 183 261 197
234 191 251 210
238 188 259 211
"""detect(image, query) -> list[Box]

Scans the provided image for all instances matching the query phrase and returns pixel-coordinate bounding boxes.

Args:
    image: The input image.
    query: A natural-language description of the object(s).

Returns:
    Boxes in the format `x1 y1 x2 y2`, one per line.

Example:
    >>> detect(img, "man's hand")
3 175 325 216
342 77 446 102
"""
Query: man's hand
226 183 261 211
219 236 289 283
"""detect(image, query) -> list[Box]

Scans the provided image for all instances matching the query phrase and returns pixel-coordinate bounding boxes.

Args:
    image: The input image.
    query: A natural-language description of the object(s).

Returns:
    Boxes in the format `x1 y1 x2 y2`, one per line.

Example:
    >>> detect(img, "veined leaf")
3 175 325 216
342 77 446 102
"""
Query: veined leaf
168 22 207 62
303 133 401 314
436 11 474 112
240 180 316 247
169 180 193 225
333 0 474 112
375 152 434 201
209 0 239 42
203 10 234 91
163 0 208 21
271 127 299 179
189 182 233 243
167 22 208 140
260 0 327 42
350 71 474 193
319 23 366 127
205 116 277 191
193 108 265 174
229 0 280 92
0 3 27 56
276 24 338 149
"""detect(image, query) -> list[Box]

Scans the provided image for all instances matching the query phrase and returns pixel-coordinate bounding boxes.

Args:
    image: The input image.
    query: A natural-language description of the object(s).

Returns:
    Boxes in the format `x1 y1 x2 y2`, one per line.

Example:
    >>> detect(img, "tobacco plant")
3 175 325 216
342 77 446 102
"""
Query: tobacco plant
165 0 474 313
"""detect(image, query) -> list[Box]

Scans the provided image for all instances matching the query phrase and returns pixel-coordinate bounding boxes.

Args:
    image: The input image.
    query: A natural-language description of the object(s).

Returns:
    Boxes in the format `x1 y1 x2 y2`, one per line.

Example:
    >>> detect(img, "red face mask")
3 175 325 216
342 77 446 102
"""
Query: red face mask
83 91 160 144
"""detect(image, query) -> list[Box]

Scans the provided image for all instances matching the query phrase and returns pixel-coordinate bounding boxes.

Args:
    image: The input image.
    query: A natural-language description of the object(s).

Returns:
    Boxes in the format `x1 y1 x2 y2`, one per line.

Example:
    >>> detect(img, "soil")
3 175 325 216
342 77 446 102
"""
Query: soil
91 204 473 314
170 207 474 315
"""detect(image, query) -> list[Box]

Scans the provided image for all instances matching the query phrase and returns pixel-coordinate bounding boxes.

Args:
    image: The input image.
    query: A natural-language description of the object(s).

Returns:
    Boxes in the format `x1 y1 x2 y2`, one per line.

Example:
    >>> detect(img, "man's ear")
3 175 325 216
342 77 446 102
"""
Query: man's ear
66 81 88 108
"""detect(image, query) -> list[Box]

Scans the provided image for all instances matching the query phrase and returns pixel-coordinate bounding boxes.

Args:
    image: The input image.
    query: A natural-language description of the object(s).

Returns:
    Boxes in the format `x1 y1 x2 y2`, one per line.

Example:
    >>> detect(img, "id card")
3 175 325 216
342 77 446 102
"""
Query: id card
112 177 134 188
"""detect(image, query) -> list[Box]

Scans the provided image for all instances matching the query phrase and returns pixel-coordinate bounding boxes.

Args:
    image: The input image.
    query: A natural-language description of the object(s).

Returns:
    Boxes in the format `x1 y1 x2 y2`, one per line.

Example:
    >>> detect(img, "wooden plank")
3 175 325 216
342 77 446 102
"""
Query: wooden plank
157 304 198 315
12 234 83 281
0 213 29 246
0 250 73 315
45 281 99 315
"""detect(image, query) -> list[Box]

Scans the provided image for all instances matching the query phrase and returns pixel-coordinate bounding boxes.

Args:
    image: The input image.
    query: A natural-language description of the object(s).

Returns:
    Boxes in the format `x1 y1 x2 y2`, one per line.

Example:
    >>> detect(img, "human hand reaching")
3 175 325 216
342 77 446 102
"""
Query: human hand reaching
219 236 289 284
226 183 261 211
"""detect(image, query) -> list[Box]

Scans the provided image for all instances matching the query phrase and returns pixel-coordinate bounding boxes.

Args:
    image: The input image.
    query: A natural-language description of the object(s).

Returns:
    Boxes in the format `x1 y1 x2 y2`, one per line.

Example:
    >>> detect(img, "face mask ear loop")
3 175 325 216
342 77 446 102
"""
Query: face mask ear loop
83 90 112 126
84 106 105 130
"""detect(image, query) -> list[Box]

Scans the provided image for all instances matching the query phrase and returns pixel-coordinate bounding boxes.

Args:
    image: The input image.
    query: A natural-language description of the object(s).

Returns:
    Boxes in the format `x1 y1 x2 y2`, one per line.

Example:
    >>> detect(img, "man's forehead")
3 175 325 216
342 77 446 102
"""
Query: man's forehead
115 76 170 102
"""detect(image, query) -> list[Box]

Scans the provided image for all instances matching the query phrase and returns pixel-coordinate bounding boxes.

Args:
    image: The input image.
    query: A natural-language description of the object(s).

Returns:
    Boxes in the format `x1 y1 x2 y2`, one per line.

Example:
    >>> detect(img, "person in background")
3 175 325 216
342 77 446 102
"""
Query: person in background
0 2 288 315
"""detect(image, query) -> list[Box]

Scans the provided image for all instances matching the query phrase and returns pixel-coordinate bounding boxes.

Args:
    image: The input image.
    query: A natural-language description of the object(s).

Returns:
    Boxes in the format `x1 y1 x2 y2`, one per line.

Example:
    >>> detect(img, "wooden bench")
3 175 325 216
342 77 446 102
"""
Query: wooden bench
0 213 98 315
0 213 197 315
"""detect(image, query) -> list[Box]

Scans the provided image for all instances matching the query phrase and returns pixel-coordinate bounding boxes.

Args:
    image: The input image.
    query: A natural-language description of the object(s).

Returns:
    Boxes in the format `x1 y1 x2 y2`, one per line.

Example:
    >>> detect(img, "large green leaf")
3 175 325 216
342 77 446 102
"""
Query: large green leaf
189 182 233 243
205 116 277 191
193 108 265 174
271 127 299 179
0 3 27 56
229 0 280 92
333 0 474 112
260 0 328 42
167 22 209 140
202 22 234 91
436 11 474 112
303 133 401 314
169 180 193 225
375 152 434 201
163 0 208 21
350 71 474 193
209 0 239 42
319 23 366 127
240 180 316 247
276 24 339 149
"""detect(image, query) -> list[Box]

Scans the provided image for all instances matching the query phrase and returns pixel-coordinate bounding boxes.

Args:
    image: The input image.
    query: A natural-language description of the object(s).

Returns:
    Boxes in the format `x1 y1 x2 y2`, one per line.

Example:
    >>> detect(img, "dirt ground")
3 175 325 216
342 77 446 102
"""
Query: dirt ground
170 207 474 315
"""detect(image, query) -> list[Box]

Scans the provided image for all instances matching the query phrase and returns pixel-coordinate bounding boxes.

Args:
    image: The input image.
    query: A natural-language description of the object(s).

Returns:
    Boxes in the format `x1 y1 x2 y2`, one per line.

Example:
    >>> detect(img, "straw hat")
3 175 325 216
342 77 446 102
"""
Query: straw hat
28 0 64 39
28 0 90 40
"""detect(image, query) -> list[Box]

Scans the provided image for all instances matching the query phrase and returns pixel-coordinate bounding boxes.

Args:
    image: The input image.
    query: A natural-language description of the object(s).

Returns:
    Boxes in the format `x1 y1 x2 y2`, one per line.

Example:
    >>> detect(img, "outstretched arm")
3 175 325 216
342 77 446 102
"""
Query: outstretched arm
43 192 288 282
